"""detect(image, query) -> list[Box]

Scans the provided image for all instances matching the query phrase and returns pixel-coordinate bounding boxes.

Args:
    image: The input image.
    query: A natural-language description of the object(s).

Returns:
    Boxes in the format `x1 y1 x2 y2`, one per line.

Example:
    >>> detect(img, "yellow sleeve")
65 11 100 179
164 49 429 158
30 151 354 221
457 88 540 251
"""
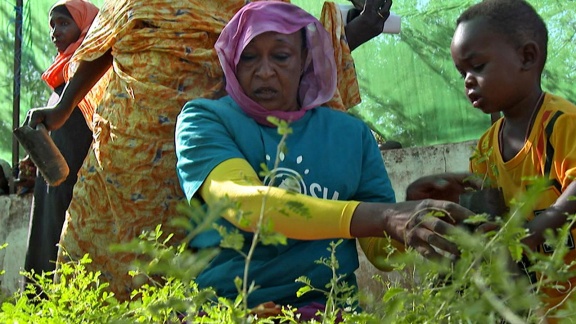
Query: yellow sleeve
358 237 406 272
199 158 360 240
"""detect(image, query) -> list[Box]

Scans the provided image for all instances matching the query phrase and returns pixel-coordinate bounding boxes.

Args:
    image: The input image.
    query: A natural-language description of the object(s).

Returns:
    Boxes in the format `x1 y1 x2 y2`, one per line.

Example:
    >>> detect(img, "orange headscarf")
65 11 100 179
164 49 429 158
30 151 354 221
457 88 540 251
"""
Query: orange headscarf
41 0 99 90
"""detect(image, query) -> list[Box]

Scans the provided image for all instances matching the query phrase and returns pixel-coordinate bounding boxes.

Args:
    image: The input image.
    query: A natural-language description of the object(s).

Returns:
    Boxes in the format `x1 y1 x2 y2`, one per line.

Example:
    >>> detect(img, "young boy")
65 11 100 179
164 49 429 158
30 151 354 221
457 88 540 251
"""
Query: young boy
407 0 576 314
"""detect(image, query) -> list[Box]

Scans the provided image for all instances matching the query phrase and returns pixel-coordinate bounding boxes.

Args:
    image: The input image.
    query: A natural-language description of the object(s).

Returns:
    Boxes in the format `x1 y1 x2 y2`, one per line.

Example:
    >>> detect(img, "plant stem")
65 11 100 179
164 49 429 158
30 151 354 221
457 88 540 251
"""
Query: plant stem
241 130 290 323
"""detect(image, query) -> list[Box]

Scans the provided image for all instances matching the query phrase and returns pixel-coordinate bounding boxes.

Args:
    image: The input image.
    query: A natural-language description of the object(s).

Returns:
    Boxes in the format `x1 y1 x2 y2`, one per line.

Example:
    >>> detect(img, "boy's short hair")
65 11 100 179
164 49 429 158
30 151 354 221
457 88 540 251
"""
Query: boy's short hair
456 0 548 71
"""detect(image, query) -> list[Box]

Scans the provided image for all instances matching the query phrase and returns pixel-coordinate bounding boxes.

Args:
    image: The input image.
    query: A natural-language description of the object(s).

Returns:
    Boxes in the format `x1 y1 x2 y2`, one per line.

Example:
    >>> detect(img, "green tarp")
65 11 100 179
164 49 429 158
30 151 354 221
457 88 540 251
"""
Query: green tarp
1 0 575 163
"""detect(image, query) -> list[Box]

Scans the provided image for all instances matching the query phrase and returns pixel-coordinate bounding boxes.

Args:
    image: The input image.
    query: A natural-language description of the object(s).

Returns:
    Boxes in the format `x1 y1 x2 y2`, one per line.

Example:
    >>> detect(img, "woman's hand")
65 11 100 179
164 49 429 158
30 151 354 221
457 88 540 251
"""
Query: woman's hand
359 0 392 29
25 104 71 131
351 199 475 260
406 172 480 203
345 0 393 51
24 50 114 132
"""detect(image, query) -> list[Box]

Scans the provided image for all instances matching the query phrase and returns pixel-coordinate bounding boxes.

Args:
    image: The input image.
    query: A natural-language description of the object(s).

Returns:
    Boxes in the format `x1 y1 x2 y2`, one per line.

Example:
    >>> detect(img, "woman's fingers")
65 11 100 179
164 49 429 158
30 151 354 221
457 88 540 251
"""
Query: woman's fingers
410 233 456 261
401 201 474 259
364 0 392 12
363 0 378 11
407 217 460 258
476 222 499 233
425 231 460 256
363 0 393 21
413 243 444 260
25 106 68 131
355 199 473 260
26 109 45 129
442 200 476 224
377 0 392 19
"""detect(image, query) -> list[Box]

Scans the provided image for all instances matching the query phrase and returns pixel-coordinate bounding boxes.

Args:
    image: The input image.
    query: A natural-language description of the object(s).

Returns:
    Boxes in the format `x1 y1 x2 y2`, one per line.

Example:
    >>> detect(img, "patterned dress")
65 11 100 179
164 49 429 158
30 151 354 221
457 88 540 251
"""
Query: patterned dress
59 0 361 301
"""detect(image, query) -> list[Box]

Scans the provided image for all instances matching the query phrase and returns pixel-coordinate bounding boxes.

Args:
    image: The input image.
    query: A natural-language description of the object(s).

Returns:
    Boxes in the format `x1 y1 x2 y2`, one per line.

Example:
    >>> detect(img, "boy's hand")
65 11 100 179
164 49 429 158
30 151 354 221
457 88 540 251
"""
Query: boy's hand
406 172 479 203
15 155 36 195
251 301 282 318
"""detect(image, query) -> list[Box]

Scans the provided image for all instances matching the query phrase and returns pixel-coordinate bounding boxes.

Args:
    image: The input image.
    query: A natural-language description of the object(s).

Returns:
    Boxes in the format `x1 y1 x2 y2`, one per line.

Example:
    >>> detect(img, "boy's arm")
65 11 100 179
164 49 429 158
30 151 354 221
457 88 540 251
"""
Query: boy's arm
405 172 479 202
523 111 576 249
522 181 576 250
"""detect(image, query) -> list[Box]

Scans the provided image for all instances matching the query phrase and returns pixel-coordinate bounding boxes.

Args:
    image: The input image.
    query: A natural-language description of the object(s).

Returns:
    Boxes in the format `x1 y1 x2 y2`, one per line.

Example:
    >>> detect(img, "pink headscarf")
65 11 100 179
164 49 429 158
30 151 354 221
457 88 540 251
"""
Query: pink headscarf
215 1 337 126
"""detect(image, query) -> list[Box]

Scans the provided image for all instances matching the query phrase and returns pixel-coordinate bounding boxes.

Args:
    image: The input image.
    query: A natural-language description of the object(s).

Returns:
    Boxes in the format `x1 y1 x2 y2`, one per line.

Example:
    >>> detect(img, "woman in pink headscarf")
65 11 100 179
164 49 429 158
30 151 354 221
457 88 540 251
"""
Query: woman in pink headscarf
175 1 473 320
23 0 98 287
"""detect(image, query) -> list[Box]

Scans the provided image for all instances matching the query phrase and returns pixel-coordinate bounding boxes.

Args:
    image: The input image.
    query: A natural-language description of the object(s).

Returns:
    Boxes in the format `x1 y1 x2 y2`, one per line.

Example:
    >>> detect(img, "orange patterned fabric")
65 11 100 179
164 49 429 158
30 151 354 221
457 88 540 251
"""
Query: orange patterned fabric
59 0 361 301
63 60 111 130
321 2 361 110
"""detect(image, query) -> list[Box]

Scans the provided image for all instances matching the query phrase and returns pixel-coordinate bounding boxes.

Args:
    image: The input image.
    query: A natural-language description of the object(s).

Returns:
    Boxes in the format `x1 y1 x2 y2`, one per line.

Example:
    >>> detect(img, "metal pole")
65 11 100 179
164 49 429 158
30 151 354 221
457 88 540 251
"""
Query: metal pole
11 0 23 194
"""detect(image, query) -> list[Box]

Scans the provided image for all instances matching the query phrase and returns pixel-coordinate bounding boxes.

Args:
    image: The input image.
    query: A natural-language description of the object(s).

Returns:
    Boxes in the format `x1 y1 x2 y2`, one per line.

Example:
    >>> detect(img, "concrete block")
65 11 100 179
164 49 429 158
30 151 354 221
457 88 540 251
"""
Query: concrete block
0 194 32 296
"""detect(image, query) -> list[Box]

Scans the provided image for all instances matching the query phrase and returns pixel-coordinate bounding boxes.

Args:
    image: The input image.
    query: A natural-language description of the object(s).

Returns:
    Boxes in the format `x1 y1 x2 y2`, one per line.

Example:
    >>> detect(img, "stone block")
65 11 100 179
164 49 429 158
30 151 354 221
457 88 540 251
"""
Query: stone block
0 194 32 296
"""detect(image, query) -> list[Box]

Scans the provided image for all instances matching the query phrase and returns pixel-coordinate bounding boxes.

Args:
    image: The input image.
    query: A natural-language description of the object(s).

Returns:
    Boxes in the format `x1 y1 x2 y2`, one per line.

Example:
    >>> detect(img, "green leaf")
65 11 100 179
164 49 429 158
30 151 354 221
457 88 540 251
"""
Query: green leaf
296 286 312 298
382 287 405 302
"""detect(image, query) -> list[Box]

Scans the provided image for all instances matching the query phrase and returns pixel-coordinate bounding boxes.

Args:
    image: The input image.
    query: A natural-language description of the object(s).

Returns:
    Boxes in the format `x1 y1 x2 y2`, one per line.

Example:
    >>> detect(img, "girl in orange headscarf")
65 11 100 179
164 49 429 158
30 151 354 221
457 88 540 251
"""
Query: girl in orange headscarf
42 0 99 91
23 0 99 290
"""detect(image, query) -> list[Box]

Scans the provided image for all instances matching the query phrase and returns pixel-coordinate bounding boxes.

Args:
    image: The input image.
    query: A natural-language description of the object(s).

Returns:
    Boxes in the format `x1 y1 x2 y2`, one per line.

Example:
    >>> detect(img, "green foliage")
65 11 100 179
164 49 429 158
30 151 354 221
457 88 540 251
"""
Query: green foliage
469 145 497 189
2 196 576 322
2 255 128 323
296 239 359 323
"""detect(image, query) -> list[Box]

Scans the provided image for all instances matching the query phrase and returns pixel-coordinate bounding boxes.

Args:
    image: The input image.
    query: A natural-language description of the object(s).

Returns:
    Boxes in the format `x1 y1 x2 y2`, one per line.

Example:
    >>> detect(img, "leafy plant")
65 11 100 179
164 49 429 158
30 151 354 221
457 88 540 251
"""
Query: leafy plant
296 239 359 323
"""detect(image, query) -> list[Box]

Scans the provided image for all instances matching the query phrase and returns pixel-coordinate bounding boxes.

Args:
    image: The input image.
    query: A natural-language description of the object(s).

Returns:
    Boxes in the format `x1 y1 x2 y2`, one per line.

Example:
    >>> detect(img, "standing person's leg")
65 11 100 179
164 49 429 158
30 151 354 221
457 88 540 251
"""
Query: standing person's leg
23 107 92 293
24 176 50 277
